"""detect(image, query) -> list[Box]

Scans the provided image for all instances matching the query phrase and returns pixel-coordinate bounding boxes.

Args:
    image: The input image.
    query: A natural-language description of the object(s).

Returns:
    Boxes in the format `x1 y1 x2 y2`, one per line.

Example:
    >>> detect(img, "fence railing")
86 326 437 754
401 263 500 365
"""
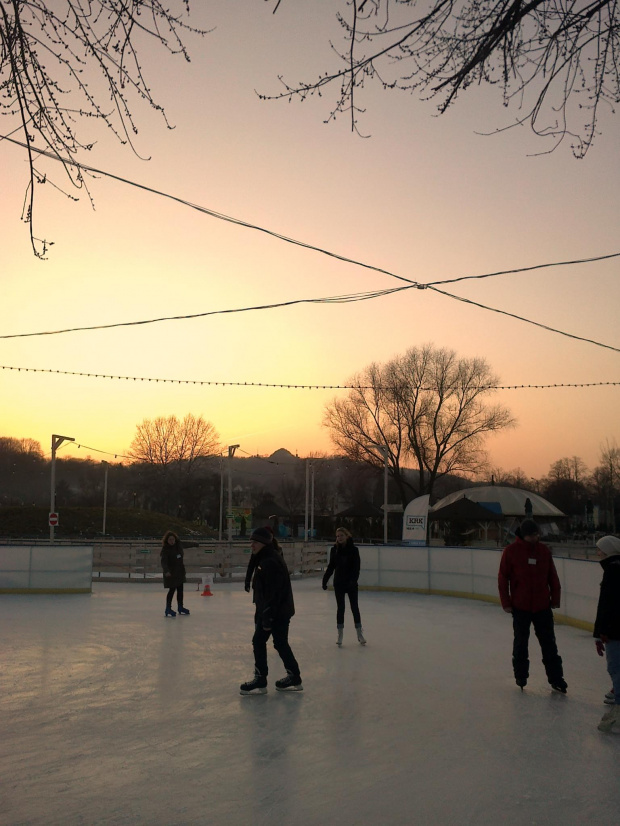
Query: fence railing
87 541 328 580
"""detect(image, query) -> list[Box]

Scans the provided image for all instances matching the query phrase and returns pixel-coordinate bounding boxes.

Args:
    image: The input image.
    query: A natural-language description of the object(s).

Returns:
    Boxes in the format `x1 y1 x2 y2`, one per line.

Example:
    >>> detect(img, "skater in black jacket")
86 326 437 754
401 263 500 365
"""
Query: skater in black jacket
240 527 302 695
323 527 366 646
160 531 198 618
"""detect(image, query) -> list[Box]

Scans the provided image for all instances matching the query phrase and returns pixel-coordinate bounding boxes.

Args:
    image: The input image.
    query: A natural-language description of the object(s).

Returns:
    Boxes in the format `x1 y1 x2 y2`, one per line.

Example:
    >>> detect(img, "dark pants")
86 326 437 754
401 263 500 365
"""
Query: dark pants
166 584 184 608
335 585 361 626
512 607 564 684
252 617 300 679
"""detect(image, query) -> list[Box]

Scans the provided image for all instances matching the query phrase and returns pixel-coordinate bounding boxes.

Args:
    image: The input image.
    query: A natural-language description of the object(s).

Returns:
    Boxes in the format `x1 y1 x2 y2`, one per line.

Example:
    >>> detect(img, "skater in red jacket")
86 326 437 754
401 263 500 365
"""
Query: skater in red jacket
498 519 567 693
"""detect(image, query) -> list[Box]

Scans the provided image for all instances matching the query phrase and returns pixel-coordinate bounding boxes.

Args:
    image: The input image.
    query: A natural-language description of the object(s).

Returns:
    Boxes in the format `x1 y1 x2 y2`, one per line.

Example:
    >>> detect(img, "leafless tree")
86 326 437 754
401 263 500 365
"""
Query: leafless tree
323 343 514 506
0 1 206 256
129 414 220 475
594 439 619 530
265 0 619 155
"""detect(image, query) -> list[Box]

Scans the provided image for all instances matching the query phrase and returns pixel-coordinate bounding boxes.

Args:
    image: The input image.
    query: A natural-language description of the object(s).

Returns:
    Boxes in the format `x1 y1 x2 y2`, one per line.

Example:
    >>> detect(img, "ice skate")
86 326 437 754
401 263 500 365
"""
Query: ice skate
515 678 527 691
604 689 615 705
275 670 303 692
164 606 176 618
240 671 267 695
551 680 568 694
336 626 343 646
177 606 190 615
355 624 366 645
597 704 620 733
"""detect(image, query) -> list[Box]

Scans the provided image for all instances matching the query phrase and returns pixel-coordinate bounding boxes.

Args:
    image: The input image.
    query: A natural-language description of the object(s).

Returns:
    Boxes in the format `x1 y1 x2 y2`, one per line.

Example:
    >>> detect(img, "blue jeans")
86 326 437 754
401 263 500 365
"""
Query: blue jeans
606 639 620 704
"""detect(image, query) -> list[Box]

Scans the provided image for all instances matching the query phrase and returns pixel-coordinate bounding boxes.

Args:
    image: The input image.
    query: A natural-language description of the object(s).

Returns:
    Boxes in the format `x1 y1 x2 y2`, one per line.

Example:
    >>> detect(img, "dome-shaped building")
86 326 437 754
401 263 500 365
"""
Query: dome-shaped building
429 485 564 545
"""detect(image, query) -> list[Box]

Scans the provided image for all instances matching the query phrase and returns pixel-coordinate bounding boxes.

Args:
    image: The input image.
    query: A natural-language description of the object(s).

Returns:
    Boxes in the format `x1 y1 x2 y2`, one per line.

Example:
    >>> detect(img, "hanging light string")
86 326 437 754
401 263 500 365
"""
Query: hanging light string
1 364 618 390
2 136 619 354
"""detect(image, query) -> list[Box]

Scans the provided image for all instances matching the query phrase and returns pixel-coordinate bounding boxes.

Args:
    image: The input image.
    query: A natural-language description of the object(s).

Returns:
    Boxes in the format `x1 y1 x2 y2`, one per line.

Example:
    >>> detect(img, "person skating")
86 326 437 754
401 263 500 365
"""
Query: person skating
498 518 567 693
240 527 302 695
322 527 366 646
160 531 198 617
593 535 620 733
244 526 283 593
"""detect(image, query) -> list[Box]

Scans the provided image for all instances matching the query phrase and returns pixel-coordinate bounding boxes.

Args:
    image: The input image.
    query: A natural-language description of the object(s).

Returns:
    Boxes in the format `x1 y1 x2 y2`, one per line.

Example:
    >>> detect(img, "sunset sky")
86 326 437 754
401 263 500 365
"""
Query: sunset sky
1 2 619 481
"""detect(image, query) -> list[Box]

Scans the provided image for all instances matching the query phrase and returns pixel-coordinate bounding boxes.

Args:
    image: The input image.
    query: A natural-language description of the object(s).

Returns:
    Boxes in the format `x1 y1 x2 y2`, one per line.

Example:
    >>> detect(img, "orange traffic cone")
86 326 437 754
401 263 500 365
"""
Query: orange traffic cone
201 576 213 597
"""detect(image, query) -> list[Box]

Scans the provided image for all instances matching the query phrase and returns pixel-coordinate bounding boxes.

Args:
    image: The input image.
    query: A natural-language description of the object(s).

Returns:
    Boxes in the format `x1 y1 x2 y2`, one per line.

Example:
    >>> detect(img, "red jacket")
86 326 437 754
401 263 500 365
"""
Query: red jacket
498 537 561 612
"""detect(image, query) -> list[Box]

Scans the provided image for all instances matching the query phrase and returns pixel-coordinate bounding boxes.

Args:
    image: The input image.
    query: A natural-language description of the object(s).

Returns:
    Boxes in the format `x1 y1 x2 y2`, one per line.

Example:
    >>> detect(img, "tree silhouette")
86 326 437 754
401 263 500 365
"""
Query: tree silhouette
265 0 619 155
1 1 205 256
324 343 514 506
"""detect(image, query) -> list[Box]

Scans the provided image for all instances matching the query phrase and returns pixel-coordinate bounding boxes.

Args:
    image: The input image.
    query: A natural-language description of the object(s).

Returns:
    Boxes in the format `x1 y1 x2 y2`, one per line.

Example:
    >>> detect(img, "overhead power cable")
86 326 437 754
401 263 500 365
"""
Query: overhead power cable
1 364 618 390
427 287 620 354
2 135 413 285
3 135 619 353
0 286 410 339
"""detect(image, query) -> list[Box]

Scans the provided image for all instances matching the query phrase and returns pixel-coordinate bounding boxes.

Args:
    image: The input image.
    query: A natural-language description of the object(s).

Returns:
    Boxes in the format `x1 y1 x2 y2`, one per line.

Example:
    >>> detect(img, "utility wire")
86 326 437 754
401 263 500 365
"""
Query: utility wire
0 286 410 339
1 364 618 390
2 135 414 285
428 287 620 354
3 135 619 353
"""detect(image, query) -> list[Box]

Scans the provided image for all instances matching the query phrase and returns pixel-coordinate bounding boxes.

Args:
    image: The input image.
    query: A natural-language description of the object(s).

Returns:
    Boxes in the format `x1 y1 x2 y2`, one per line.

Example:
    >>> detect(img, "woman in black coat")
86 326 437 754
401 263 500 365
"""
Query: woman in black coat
322 527 366 646
160 531 198 617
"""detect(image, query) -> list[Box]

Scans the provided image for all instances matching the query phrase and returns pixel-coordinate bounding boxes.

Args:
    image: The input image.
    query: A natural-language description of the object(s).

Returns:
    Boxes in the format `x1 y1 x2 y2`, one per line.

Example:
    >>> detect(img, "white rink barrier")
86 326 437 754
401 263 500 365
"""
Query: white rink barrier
0 545 93 594
357 545 600 632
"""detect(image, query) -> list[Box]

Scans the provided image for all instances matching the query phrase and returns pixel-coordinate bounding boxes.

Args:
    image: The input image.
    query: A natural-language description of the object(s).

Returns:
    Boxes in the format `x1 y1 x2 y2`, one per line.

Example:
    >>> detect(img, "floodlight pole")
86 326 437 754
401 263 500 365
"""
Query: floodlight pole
382 446 389 545
102 461 109 535
227 445 239 542
50 434 74 542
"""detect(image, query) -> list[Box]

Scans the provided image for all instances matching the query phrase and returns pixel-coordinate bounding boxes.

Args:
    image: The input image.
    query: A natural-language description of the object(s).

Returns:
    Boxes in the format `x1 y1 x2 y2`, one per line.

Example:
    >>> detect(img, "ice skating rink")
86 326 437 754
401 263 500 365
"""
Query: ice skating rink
1 579 618 826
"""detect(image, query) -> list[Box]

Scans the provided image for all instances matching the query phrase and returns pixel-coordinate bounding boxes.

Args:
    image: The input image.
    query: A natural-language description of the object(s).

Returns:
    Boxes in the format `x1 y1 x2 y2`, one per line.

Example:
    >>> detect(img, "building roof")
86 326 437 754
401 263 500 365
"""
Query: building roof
429 497 502 522
430 485 564 518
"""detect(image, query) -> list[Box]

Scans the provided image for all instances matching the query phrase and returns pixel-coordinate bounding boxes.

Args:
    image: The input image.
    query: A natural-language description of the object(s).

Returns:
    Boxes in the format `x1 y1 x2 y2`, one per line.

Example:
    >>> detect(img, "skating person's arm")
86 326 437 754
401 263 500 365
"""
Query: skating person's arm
498 548 513 612
547 552 561 609
257 556 285 630
351 545 361 585
160 548 172 579
245 554 257 593
594 560 620 639
322 547 336 590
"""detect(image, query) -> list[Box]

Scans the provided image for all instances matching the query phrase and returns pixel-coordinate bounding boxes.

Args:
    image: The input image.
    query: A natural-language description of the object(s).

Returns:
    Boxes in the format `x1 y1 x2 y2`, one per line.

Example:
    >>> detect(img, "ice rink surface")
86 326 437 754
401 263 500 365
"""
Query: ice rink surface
1 579 618 826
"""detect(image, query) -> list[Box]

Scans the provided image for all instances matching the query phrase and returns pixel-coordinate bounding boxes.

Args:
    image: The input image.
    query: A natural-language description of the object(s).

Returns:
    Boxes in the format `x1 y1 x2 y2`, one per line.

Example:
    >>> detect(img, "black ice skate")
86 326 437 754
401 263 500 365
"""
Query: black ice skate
275 671 303 692
240 672 268 695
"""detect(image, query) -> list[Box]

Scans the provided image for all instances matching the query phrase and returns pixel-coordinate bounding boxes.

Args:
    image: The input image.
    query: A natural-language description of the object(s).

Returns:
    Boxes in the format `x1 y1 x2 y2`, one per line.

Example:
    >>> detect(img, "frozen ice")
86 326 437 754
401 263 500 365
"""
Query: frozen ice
1 579 618 825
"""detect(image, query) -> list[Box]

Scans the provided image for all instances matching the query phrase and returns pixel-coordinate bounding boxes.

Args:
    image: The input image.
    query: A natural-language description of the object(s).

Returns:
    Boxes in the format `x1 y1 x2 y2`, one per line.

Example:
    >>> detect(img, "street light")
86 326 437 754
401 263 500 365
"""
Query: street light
102 461 109 535
227 445 239 542
50 433 74 542
382 446 389 544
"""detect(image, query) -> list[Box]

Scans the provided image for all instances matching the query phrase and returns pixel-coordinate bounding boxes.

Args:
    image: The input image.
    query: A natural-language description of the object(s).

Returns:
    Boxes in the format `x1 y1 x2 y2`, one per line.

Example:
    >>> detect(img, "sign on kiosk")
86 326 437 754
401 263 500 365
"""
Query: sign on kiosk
49 512 59 527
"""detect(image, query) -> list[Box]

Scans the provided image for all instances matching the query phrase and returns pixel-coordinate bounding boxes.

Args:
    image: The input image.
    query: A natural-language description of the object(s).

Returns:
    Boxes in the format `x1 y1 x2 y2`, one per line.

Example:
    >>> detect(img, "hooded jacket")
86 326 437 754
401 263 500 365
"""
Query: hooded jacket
593 553 620 640
498 536 561 612
252 542 295 628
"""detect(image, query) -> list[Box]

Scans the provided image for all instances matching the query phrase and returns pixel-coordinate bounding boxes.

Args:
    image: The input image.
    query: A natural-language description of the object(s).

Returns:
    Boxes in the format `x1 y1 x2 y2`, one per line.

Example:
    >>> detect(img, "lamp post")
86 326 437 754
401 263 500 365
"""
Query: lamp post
227 445 239 542
218 455 224 542
382 446 389 544
102 461 109 535
50 434 74 542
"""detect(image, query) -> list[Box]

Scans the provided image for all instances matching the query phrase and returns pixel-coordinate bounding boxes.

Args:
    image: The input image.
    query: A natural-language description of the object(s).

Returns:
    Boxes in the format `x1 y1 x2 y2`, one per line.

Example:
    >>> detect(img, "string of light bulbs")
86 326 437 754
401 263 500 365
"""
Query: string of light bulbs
2 364 618 390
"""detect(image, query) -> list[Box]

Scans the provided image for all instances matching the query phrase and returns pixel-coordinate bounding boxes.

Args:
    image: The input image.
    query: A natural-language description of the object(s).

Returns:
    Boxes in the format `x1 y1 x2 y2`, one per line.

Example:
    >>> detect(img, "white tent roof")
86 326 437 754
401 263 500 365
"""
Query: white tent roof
430 485 564 518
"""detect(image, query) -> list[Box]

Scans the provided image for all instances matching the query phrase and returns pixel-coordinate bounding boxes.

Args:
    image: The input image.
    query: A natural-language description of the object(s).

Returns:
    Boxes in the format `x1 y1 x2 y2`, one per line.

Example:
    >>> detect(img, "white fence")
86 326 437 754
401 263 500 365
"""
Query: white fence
0 545 93 593
358 545 600 632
